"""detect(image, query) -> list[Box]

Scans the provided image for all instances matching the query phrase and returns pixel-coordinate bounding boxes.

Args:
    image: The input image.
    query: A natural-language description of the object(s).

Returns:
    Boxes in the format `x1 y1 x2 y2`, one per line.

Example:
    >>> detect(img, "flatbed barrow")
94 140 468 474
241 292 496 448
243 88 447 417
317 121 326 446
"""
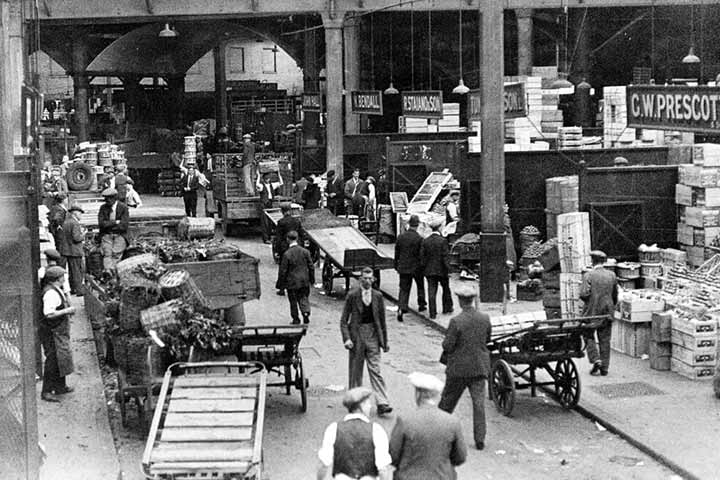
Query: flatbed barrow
142 361 267 480
488 315 607 416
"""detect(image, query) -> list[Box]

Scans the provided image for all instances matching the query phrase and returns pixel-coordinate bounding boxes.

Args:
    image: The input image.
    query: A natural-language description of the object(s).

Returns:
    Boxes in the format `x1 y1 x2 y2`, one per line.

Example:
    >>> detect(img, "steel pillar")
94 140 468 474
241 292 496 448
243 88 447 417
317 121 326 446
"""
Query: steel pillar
214 42 228 128
323 14 344 179
516 8 533 76
344 16 360 135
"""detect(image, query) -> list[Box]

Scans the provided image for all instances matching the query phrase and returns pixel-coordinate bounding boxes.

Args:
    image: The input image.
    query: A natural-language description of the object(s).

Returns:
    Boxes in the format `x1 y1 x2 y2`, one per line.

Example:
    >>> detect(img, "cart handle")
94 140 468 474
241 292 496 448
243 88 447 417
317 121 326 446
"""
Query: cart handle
171 360 268 373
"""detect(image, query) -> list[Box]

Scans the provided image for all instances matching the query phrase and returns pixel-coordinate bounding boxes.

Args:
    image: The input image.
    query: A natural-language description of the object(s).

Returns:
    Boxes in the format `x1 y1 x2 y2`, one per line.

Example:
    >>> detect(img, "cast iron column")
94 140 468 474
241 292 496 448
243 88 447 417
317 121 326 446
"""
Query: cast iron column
71 38 90 142
323 14 344 179
0 1 14 168
344 16 360 135
214 42 228 129
516 8 533 76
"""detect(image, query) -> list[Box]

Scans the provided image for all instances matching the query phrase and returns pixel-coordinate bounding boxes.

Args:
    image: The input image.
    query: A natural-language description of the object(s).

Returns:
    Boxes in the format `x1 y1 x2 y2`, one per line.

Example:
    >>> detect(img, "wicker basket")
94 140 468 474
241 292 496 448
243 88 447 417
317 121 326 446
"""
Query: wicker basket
140 298 185 335
116 253 160 288
159 270 209 308
118 286 161 332
177 217 215 240
111 334 153 385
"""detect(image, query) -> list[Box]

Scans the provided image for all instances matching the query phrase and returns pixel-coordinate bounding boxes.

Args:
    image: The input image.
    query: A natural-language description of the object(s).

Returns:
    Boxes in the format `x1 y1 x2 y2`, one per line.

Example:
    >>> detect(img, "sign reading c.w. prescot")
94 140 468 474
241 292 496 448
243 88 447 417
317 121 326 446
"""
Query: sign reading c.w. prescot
351 91 383 115
401 91 443 118
626 85 720 133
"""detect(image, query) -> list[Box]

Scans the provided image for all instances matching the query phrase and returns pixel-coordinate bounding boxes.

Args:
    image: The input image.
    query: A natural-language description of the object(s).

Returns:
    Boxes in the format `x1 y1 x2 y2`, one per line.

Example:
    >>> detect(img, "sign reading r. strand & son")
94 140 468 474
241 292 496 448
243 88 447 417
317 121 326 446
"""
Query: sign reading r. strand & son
401 91 443 118
626 85 720 133
351 91 383 115
468 82 526 121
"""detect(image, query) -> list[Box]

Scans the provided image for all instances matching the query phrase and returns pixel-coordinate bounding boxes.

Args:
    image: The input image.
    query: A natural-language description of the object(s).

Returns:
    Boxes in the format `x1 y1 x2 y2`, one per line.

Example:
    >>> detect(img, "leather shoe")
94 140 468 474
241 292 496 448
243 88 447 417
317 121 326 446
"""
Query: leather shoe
41 392 60 403
377 404 393 415
476 442 485 451
442 309 454 314
397 312 404 322
600 370 609 376
302 314 310 324
429 314 437 320
55 386 74 394
291 319 300 325
590 363 602 376
418 306 427 312
276 289 285 296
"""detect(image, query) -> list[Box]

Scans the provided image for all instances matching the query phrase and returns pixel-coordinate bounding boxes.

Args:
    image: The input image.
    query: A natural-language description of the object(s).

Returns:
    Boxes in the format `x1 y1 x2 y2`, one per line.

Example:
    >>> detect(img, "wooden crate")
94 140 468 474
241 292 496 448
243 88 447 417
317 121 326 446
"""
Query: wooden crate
546 211 558 239
649 340 671 371
671 313 718 336
670 329 718 350
557 212 591 273
560 272 583 318
693 226 720 247
670 358 716 380
678 165 720 188
651 311 672 342
683 207 720 228
677 222 694 245
221 197 261 220
618 295 665 323
610 319 651 358
672 344 717 366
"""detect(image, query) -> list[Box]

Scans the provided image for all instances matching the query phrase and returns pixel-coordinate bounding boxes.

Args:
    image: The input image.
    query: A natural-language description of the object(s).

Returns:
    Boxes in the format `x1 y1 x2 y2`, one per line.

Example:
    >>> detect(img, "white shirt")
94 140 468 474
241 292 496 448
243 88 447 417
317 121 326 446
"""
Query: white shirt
109 200 117 221
446 202 459 221
317 413 392 475
361 287 372 306
42 288 64 316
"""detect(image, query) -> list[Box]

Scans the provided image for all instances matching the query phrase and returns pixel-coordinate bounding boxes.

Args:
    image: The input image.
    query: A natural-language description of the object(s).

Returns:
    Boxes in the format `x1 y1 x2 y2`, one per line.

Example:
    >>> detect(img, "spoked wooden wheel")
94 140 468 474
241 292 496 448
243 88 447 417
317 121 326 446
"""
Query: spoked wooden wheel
554 358 581 409
491 359 515 416
322 259 334 295
295 356 308 413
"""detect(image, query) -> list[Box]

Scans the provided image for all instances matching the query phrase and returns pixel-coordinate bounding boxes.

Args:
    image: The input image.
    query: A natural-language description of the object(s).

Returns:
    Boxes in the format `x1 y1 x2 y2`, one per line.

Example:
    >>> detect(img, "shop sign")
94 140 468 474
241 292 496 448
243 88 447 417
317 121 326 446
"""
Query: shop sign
351 91 383 115
468 82 526 121
401 90 443 118
626 85 720 133
302 93 322 112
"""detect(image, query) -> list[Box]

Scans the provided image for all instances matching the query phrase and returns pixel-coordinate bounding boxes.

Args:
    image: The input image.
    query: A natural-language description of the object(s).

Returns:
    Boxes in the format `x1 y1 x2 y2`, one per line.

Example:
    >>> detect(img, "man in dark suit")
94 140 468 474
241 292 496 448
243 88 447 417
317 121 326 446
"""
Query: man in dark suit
274 203 303 294
325 169 343 215
344 168 365 216
47 193 68 263
256 171 284 243
394 214 426 322
57 205 85 295
98 188 129 271
421 220 452 319
581 250 619 376
340 267 392 415
180 162 201 217
277 230 314 324
390 372 467 479
439 283 491 450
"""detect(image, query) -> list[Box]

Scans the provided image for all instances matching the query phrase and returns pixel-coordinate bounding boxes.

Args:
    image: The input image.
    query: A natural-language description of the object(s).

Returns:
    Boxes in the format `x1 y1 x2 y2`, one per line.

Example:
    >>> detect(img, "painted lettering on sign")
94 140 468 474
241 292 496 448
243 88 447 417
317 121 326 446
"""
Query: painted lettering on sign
303 93 321 112
468 83 526 121
351 91 383 115
626 86 720 133
401 91 444 118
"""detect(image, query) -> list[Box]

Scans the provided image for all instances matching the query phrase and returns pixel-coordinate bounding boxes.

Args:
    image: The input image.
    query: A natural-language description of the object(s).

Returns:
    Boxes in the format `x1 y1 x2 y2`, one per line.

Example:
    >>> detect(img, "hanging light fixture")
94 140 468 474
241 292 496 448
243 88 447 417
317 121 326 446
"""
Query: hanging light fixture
551 7 573 90
452 1 469 95
682 5 700 64
384 14 399 95
158 23 178 38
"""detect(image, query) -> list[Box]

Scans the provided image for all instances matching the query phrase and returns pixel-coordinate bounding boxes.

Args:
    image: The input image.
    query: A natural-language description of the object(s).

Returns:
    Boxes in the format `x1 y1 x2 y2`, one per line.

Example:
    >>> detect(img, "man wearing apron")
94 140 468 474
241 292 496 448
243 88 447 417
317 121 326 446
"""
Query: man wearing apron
39 266 75 402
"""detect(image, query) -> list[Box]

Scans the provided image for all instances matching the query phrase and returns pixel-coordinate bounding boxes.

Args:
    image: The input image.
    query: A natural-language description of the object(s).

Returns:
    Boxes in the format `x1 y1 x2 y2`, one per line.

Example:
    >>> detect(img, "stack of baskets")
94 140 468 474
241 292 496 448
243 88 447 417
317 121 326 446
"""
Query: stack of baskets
157 169 183 197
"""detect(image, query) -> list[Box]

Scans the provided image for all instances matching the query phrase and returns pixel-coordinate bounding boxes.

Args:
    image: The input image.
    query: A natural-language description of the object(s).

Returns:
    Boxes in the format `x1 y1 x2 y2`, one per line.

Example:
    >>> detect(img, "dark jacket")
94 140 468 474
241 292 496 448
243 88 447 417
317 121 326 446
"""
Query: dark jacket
274 215 303 258
58 215 84 257
180 171 201 192
47 204 67 238
580 266 618 317
98 201 130 241
340 287 388 350
394 229 423 275
277 244 315 290
344 178 363 201
421 233 450 277
390 404 467 480
302 182 321 209
442 308 492 378
325 176 343 208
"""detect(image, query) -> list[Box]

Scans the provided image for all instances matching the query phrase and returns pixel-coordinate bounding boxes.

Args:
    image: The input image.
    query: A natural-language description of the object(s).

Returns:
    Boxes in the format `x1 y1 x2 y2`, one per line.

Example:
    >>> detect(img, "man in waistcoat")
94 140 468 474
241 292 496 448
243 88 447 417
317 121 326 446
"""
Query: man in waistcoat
317 387 392 480
98 187 129 271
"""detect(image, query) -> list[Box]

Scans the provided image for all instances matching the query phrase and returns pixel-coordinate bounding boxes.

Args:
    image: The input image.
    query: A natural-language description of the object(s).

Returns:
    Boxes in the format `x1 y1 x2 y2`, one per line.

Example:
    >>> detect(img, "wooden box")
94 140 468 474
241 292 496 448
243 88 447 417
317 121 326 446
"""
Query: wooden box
675 183 693 206
671 314 718 336
557 212 591 273
560 272 583 318
678 165 720 188
670 358 716 380
677 222 694 245
693 226 720 247
649 340 671 371
670 329 718 350
683 207 720 228
651 311 673 342
672 344 717 366
618 295 665 323
611 320 651 358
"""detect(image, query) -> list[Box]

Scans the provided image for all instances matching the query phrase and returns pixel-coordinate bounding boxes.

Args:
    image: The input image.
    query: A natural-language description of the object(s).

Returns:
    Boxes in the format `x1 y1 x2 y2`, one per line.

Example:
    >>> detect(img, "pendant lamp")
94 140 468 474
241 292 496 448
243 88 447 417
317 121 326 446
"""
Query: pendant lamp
552 8 573 90
158 23 178 38
384 17 399 95
681 6 700 64
452 1 469 95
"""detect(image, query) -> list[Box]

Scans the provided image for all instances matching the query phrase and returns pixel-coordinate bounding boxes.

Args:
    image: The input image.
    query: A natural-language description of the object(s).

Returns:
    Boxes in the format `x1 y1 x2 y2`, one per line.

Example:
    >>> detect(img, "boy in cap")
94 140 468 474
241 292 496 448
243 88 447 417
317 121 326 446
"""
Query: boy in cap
390 372 466 479
438 283 491 450
394 214 426 321
39 266 76 402
98 187 129 270
317 387 392 480
58 205 86 294
581 250 618 376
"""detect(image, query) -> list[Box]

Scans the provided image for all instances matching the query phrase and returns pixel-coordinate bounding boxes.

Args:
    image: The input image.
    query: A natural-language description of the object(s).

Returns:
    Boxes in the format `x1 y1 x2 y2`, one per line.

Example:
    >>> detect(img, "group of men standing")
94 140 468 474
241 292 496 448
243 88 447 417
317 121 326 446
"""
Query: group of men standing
325 167 388 220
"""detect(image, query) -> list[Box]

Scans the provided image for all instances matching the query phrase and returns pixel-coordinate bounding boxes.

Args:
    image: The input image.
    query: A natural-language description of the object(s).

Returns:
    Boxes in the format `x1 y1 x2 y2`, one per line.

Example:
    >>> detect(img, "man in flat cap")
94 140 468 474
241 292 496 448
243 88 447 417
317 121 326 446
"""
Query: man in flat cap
47 192 68 259
57 205 86 295
394 214 426 321
277 230 314 324
98 187 129 271
581 250 618 376
439 283 491 450
273 202 303 294
317 387 392 480
390 372 466 479
39 266 76 402
325 170 344 215
421 219 453 319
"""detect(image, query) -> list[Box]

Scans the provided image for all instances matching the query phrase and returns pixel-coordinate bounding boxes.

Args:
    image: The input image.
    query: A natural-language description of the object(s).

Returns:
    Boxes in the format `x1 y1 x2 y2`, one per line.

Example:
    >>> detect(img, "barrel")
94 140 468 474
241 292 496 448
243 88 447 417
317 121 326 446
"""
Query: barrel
616 262 641 280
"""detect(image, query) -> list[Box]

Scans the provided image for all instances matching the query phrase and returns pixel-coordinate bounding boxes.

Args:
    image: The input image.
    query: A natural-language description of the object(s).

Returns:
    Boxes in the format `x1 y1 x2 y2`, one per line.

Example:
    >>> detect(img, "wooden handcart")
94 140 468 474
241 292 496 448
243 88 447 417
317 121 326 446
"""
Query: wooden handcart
235 325 309 412
488 316 607 416
142 361 267 480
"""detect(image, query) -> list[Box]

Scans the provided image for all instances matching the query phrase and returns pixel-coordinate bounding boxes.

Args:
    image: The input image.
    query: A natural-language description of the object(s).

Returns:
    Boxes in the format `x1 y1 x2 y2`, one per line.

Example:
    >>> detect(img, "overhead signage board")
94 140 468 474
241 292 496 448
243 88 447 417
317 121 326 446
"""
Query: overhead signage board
302 93 322 112
351 91 383 115
626 85 720 133
401 90 443 118
468 82 526 121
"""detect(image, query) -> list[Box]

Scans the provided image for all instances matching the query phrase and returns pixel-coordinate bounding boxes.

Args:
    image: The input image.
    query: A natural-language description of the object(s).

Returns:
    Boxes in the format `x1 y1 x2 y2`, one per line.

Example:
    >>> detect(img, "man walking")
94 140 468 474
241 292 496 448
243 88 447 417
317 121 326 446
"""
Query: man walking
98 187 129 271
180 161 202 217
256 171 284 244
421 219 452 319
274 202 303 294
438 283 492 450
277 230 314 324
394 214 426 321
340 267 392 415
581 250 618 376
390 372 466 479
58 205 85 295
316 387 393 480
325 170 343 215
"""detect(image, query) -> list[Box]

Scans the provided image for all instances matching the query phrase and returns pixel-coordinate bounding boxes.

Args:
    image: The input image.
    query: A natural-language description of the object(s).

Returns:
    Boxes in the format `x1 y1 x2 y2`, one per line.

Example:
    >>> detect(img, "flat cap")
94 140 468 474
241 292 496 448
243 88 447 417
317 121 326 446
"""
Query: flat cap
44 265 66 281
454 282 477 298
101 187 117 197
68 204 85 213
429 217 444 230
342 387 373 410
243 133 252 139
590 250 607 260
44 248 62 262
408 214 420 227
408 372 444 392
449 189 461 197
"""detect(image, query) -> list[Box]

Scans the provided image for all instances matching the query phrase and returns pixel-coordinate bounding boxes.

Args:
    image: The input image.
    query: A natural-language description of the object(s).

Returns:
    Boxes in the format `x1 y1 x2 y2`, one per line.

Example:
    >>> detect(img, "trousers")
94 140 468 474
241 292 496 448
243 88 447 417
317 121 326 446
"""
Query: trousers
65 255 84 293
183 190 198 217
439 376 487 446
426 275 453 316
585 320 612 371
39 325 67 394
348 323 389 405
287 287 311 322
397 273 426 313
101 234 127 270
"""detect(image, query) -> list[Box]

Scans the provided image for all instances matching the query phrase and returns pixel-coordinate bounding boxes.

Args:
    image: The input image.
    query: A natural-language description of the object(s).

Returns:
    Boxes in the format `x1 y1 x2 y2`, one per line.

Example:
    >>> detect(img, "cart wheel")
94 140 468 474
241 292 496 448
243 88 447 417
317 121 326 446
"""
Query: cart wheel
295 356 308 413
284 364 292 395
491 360 515 416
322 260 334 295
554 358 581 409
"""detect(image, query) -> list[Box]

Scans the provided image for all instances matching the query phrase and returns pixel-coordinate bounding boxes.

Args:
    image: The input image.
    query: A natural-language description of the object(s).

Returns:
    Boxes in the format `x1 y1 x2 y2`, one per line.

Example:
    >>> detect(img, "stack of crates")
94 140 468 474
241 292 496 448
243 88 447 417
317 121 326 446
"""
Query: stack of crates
676 144 720 267
670 309 718 381
557 211 591 319
602 86 636 148
650 311 672 370
545 175 579 239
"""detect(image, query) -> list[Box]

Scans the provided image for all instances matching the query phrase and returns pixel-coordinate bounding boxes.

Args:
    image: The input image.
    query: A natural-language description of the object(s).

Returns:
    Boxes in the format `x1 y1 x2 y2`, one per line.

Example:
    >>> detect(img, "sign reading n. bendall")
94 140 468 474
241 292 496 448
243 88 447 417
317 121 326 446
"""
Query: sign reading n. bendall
626 85 720 133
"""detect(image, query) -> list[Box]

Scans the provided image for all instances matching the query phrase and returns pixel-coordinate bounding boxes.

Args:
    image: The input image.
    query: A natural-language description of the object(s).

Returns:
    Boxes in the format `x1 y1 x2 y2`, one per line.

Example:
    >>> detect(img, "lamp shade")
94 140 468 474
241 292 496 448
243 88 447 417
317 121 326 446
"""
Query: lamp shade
452 79 470 95
682 46 700 64
158 23 178 38
384 82 399 95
